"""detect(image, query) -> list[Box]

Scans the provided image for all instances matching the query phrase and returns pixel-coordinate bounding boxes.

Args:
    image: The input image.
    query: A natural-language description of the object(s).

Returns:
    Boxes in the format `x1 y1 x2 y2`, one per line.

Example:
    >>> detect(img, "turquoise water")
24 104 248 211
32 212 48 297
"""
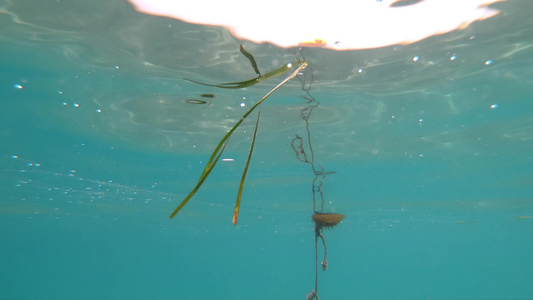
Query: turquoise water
1 1 533 299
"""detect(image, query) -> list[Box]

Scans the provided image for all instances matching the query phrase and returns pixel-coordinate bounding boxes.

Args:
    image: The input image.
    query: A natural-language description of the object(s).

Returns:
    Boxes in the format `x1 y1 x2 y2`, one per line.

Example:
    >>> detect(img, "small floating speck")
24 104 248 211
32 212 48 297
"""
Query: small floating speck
222 158 235 162
114 65 119 69
240 103 246 107
412 56 419 62
14 84 23 89
450 55 456 61
490 104 498 109
185 99 207 104
73 103 79 107
485 59 493 65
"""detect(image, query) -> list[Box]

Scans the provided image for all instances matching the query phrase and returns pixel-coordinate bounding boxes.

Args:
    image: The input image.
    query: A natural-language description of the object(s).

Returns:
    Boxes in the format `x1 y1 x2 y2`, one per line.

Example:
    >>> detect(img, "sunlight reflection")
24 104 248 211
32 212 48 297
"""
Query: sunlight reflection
128 0 504 50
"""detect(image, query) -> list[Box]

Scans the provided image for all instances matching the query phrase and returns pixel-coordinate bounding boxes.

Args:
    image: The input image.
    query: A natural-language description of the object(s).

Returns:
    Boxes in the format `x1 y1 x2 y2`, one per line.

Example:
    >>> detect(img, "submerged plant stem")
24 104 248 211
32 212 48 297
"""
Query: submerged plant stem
239 45 261 76
170 61 308 220
184 61 301 89
233 107 261 225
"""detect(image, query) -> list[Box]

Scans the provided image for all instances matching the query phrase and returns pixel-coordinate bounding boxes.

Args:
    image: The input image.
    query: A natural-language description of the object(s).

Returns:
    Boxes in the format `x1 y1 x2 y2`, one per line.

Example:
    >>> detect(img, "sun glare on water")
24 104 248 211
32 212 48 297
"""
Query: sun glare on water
128 0 504 50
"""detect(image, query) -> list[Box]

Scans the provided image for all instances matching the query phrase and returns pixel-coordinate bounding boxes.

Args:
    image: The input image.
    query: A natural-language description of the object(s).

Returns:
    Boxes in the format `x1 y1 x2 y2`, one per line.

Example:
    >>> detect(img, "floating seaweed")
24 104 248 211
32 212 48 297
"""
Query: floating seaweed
171 45 307 225
184 99 207 104
312 213 345 230
185 93 216 105
291 68 344 299
173 47 344 299
184 45 300 90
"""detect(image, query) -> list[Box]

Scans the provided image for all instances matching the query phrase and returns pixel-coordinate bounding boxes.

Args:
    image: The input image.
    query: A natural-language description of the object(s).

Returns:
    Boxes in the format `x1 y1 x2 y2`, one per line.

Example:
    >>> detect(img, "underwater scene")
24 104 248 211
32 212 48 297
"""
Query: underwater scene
1 0 532 299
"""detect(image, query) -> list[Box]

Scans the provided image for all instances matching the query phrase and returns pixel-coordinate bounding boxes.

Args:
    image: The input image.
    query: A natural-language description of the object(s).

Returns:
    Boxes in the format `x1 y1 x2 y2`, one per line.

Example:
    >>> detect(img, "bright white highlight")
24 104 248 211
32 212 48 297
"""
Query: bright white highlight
128 0 504 50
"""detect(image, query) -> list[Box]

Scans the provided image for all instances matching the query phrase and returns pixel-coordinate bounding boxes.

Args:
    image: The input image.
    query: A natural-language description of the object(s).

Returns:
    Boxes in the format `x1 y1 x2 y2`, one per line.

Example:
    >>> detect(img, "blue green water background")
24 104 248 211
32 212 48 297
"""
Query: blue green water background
1 1 533 299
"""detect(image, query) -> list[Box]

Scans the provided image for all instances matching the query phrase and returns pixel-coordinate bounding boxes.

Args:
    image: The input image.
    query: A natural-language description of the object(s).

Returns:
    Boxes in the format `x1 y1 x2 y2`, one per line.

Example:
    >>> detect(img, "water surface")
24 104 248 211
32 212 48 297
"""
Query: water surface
1 1 532 299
